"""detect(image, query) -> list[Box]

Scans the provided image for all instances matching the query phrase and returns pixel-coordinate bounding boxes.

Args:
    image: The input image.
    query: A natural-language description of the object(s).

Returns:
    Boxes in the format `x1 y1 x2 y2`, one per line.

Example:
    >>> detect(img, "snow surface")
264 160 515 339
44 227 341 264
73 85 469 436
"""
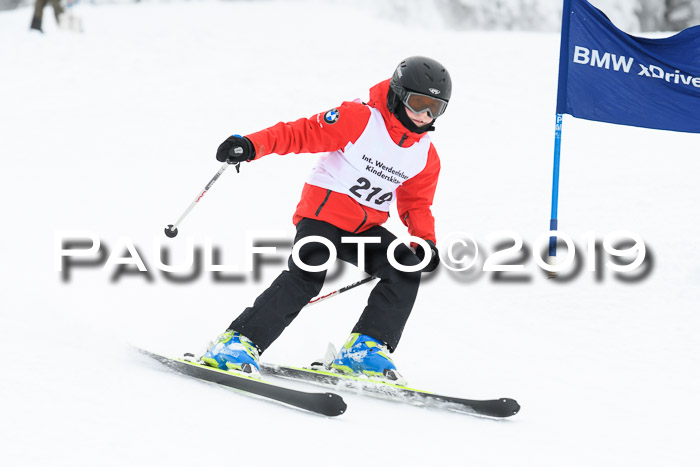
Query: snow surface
1 1 699 466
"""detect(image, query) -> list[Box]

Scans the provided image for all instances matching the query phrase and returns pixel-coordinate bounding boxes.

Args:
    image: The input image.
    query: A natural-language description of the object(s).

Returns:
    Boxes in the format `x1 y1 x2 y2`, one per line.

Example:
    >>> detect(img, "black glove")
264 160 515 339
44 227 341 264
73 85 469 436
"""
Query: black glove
416 240 440 272
216 135 256 163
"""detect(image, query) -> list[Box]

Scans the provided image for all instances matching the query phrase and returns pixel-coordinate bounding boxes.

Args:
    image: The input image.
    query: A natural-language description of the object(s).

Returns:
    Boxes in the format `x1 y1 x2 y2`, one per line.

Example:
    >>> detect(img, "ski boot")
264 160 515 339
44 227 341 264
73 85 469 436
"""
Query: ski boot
201 330 261 378
331 333 407 385
30 17 43 33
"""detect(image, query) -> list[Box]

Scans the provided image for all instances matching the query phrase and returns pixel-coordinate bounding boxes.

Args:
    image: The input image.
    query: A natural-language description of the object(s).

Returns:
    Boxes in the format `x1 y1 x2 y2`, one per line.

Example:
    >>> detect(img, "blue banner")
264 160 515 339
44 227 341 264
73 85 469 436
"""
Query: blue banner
556 0 700 133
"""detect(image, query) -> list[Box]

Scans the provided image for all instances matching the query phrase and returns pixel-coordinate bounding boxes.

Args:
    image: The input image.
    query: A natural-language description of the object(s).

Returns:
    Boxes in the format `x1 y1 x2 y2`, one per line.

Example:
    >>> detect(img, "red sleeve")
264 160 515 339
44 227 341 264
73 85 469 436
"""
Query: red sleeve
396 143 441 243
244 101 371 158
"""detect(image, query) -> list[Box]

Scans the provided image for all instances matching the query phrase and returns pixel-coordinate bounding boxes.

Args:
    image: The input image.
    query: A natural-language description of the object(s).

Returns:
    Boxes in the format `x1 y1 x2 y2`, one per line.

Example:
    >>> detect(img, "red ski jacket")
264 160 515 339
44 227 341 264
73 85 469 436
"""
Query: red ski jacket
245 79 441 243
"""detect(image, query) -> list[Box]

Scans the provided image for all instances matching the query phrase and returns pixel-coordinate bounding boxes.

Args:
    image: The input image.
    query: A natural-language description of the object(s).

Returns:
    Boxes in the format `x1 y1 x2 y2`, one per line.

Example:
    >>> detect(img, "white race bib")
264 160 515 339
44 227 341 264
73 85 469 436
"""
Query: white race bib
307 107 430 212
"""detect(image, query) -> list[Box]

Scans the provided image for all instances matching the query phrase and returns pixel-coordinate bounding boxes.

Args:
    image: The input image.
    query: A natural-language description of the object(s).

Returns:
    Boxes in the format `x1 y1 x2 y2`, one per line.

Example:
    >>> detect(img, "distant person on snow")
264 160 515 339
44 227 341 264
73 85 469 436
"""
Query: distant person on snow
200 56 451 385
30 0 64 33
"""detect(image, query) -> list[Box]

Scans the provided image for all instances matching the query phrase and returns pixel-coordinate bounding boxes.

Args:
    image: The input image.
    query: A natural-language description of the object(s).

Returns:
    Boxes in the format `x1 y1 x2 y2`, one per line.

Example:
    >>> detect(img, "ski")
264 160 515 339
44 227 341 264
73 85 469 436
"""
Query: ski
138 349 347 417
260 363 520 418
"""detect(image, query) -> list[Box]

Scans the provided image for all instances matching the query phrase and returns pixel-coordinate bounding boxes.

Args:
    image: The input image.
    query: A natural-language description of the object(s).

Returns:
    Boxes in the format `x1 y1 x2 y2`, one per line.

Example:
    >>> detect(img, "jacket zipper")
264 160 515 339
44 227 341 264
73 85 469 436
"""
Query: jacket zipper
315 189 332 217
353 205 368 233
398 133 408 147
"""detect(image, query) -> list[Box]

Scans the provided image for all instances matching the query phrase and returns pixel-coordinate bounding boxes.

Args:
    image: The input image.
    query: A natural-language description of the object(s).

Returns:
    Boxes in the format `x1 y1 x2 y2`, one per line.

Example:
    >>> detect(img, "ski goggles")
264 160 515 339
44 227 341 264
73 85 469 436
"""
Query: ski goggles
402 91 448 119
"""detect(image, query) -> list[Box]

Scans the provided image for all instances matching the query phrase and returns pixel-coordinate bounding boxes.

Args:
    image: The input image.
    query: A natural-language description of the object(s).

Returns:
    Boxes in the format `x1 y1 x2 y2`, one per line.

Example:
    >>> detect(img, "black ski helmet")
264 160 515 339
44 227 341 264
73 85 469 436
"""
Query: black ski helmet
388 56 452 115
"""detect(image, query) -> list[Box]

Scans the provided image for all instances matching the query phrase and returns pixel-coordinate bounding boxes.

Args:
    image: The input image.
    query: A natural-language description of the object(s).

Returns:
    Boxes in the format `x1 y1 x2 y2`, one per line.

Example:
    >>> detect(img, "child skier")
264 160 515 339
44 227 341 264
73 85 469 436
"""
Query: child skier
201 56 451 384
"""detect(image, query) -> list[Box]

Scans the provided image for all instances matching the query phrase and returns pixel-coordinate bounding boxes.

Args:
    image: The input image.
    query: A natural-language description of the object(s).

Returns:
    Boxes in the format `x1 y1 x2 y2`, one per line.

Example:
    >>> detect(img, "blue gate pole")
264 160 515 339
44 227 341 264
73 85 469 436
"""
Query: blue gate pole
549 114 563 261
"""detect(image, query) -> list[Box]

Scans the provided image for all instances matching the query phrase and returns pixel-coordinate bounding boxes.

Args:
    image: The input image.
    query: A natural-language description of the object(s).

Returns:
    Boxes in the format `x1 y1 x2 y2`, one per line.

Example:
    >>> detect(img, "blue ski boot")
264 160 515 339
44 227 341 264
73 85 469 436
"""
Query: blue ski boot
331 333 406 385
201 330 261 377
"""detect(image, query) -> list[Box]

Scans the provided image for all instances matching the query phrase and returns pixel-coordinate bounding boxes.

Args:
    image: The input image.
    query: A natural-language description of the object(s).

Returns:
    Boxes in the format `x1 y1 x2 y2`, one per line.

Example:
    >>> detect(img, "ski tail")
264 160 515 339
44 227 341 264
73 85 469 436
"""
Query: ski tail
260 362 520 418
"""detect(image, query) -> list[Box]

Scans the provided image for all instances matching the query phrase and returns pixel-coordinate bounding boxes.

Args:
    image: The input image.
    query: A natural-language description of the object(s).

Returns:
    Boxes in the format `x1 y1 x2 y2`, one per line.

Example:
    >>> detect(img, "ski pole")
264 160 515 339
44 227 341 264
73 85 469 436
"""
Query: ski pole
306 276 377 307
165 161 239 238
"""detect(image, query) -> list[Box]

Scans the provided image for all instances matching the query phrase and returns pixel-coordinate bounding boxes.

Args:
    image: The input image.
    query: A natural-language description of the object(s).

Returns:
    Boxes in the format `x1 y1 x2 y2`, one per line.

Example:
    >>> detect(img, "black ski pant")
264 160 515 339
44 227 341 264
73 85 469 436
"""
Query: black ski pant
32 0 64 25
228 218 422 353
